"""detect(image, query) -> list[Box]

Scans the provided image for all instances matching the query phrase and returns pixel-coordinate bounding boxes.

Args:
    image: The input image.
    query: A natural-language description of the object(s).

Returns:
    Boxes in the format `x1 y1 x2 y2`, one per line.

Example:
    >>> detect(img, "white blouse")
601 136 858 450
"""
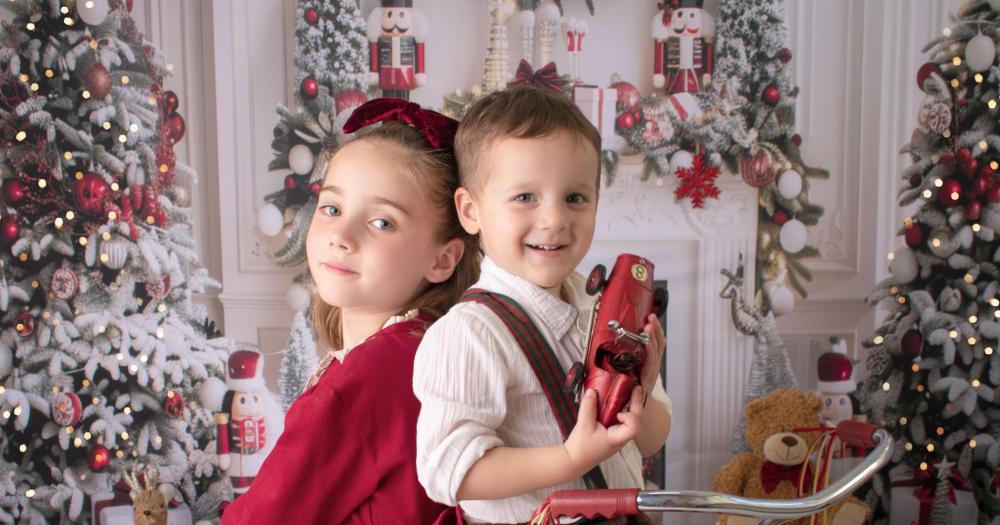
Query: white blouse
414 257 671 523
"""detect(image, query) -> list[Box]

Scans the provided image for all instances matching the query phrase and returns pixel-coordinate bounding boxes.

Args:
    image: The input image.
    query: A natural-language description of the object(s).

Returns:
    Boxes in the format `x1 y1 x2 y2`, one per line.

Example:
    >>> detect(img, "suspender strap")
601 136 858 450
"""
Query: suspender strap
460 289 608 490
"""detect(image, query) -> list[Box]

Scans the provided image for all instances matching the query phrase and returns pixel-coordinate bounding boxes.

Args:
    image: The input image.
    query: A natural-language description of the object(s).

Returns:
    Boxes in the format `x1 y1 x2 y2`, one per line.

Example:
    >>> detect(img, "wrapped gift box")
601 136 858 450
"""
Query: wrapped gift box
889 479 977 525
572 85 618 139
91 491 192 525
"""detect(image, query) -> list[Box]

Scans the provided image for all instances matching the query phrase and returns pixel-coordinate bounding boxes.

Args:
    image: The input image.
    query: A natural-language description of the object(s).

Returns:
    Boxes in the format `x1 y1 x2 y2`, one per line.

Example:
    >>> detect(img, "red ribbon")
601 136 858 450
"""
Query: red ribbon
891 466 970 525
506 60 563 93
760 461 812 494
342 98 458 151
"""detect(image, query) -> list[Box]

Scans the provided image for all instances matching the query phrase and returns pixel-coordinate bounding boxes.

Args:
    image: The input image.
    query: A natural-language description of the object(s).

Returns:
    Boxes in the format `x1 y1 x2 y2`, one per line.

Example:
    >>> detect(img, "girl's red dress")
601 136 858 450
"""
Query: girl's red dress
221 315 450 524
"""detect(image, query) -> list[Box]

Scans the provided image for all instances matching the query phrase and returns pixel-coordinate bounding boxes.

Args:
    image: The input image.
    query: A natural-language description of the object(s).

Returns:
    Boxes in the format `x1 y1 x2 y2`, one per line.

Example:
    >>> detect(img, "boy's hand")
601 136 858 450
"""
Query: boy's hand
563 386 644 476
640 313 665 399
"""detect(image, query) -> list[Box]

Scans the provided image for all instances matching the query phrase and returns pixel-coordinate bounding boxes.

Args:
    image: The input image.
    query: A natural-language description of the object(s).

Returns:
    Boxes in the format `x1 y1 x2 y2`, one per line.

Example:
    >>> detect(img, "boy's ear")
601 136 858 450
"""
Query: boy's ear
454 187 481 235
426 237 465 284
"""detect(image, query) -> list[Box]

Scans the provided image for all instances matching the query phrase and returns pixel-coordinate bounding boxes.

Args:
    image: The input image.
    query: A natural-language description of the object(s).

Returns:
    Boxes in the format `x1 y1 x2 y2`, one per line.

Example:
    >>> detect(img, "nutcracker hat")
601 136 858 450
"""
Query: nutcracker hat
677 0 704 7
817 338 855 394
227 349 265 392
381 0 412 7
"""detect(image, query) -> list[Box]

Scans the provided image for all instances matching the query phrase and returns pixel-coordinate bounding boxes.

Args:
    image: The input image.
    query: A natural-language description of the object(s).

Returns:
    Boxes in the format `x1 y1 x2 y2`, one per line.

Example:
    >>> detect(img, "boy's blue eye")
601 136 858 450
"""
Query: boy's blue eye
513 193 535 203
567 193 588 204
319 205 340 217
370 218 394 231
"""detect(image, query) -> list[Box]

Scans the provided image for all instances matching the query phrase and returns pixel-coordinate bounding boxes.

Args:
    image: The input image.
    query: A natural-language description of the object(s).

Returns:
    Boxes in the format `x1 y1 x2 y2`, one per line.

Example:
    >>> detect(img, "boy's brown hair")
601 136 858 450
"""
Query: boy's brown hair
454 87 601 192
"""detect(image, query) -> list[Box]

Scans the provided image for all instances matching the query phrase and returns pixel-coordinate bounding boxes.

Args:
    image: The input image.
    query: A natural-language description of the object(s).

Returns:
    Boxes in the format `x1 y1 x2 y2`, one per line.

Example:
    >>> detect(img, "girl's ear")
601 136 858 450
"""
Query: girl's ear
426 237 465 284
454 187 480 235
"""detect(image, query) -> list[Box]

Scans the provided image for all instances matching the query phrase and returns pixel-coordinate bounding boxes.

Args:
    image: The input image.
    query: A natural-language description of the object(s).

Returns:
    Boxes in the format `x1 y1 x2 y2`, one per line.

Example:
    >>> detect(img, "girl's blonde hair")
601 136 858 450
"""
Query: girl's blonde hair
311 121 480 350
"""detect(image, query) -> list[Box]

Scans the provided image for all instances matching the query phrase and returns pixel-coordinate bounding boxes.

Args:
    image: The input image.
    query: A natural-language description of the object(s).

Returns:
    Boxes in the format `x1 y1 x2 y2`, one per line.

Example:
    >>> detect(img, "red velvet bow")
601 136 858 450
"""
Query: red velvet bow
342 98 458 151
506 60 563 92
760 460 812 494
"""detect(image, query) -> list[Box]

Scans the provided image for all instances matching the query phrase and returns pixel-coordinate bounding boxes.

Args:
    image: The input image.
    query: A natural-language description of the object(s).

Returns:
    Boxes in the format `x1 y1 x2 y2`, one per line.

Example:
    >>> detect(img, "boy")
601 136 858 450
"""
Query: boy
414 88 672 523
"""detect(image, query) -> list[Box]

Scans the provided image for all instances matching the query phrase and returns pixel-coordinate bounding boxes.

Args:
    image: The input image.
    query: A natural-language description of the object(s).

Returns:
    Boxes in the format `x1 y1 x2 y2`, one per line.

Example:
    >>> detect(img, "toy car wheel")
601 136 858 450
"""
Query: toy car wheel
586 264 607 296
653 287 668 318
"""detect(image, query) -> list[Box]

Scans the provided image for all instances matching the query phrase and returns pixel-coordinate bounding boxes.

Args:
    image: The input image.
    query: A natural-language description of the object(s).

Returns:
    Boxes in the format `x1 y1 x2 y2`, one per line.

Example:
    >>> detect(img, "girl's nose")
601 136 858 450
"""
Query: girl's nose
327 223 356 252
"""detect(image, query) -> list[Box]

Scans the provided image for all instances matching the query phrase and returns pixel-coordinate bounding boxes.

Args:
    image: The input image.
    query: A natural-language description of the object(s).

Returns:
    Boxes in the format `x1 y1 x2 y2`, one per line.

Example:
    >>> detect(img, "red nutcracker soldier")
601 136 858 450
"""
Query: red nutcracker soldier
366 0 428 100
216 349 269 495
651 0 715 94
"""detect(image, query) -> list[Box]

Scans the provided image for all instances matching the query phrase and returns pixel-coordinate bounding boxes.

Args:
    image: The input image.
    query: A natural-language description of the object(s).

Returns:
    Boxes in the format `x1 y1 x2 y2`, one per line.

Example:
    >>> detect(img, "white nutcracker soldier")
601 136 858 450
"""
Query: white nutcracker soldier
215 349 269 495
651 0 715 94
366 0 428 100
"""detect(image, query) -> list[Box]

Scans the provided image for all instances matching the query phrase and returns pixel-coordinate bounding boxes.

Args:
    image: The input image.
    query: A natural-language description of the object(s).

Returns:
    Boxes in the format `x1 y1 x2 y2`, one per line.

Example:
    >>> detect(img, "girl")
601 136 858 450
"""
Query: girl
221 98 478 524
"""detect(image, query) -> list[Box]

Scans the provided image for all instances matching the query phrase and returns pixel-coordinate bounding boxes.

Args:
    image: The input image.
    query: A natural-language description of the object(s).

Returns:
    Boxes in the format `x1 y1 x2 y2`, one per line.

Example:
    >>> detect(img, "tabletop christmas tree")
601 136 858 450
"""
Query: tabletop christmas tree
0 0 230 522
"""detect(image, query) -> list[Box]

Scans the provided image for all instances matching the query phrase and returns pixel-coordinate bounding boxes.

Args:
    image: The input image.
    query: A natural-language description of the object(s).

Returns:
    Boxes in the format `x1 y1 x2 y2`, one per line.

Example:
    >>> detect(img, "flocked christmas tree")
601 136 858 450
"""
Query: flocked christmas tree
294 0 368 96
277 311 318 412
858 1 1000 521
0 0 230 522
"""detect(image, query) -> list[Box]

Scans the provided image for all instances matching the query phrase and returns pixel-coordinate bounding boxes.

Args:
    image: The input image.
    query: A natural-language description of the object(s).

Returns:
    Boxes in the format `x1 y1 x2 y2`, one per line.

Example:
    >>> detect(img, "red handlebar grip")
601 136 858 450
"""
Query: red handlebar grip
836 420 880 448
547 488 640 519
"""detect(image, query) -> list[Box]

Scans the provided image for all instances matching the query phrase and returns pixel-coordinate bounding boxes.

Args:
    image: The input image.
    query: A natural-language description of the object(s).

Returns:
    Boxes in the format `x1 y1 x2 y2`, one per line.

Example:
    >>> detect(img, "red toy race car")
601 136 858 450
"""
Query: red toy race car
566 254 668 428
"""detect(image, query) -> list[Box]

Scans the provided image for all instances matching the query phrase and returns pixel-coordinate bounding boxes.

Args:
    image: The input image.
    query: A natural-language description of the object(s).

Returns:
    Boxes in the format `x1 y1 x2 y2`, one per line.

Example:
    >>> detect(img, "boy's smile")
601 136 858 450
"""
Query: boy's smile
455 130 599 294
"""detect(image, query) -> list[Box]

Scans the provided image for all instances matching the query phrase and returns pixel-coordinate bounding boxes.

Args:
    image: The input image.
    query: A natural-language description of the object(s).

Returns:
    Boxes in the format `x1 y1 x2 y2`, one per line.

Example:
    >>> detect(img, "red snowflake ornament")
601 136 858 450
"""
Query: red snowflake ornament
674 152 720 209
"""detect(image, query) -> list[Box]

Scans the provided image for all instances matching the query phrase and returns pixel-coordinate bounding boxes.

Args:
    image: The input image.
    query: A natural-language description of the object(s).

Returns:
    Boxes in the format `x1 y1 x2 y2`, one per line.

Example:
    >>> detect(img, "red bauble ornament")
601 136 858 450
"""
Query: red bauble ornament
901 329 923 359
617 112 636 130
909 174 922 188
938 178 962 206
740 149 777 187
310 182 321 195
301 76 319 100
164 390 185 419
15 311 34 337
83 63 112 100
51 267 79 300
916 63 940 92
284 174 298 190
762 86 781 106
2 179 26 204
778 48 793 63
966 199 983 221
145 275 171 300
989 185 1000 203
940 152 956 165
50 391 82 426
0 217 20 246
74 173 111 215
904 223 924 248
334 90 367 115
772 210 789 226
127 0 133 12
959 148 973 161
962 158 978 177
610 75 641 112
791 134 802 147
165 113 186 143
88 444 110 472
162 91 180 115
973 175 991 197
305 8 319 25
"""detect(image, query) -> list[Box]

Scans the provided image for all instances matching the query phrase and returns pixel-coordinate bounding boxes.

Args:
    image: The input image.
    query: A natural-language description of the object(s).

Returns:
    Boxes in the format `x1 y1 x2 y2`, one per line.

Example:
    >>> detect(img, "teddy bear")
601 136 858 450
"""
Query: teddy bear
711 389 870 525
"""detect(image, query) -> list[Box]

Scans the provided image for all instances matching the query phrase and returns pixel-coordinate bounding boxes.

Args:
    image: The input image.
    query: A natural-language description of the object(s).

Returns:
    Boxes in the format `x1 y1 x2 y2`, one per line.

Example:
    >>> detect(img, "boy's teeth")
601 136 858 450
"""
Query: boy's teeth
530 244 561 251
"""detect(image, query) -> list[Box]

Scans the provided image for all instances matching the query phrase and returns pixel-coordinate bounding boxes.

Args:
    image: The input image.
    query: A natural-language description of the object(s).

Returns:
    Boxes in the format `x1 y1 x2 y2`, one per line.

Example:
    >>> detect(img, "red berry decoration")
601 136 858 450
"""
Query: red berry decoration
617 112 636 130
772 209 789 226
74 173 111 216
904 223 924 248
916 62 940 91
989 185 1000 203
901 329 923 359
0 217 20 246
791 134 802 147
165 113 186 144
300 76 319 100
963 158 979 177
966 199 983 221
88 444 110 472
310 182 321 195
2 179 26 204
762 85 781 106
305 8 319 25
938 178 962 207
909 174 922 188
284 175 298 190
959 148 973 161
15 311 34 337
973 175 992 196
83 63 112 100
334 90 367 115
940 152 956 165
778 48 793 63
162 91 180 115
164 390 185 419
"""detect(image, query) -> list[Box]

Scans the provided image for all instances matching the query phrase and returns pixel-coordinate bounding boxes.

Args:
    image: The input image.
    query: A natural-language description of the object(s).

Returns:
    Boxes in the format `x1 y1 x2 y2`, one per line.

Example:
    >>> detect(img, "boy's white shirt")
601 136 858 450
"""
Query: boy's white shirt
414 256 671 523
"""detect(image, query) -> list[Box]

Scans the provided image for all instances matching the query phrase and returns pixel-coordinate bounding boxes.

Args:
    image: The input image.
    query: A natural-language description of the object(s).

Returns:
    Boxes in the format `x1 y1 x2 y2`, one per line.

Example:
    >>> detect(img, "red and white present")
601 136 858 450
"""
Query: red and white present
91 489 192 525
572 85 618 139
888 466 977 525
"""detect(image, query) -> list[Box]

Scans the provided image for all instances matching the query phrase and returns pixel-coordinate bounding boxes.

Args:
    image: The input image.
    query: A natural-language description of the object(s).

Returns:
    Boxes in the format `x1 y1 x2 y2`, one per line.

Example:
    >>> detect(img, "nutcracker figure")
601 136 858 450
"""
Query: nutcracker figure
366 0 428 100
817 338 867 468
651 0 715 94
216 349 269 495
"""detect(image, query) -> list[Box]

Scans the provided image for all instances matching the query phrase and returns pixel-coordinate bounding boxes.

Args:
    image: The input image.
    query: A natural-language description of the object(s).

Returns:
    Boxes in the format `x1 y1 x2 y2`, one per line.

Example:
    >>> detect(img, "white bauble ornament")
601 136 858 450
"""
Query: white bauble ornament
101 238 128 270
77 0 110 25
889 247 918 284
669 150 695 175
286 283 311 312
766 284 795 316
779 219 807 254
0 344 11 378
777 170 803 199
257 203 284 237
198 377 228 412
288 144 315 175
965 33 996 73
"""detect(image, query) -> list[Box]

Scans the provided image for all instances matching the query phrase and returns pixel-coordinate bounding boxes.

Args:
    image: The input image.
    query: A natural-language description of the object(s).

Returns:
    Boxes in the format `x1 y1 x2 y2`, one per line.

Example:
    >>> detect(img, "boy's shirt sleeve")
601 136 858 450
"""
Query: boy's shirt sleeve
413 308 510 506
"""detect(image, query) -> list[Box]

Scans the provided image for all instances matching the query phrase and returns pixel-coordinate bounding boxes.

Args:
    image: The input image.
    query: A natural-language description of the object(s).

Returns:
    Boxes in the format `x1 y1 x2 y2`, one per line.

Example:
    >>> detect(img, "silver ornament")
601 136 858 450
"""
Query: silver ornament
101 238 128 270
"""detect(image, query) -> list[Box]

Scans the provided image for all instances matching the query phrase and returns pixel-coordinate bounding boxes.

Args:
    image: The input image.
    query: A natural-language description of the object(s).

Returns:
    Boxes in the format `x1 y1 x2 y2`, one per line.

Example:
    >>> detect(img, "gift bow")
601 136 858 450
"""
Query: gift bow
760 460 812 494
343 98 458 151
891 465 970 525
506 60 562 92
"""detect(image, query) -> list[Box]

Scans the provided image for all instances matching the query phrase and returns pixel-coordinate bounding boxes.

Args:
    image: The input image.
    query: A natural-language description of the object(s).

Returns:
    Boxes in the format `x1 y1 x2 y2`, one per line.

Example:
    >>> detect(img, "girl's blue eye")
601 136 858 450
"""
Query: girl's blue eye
567 193 587 204
370 218 393 231
319 205 340 217
513 193 534 203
